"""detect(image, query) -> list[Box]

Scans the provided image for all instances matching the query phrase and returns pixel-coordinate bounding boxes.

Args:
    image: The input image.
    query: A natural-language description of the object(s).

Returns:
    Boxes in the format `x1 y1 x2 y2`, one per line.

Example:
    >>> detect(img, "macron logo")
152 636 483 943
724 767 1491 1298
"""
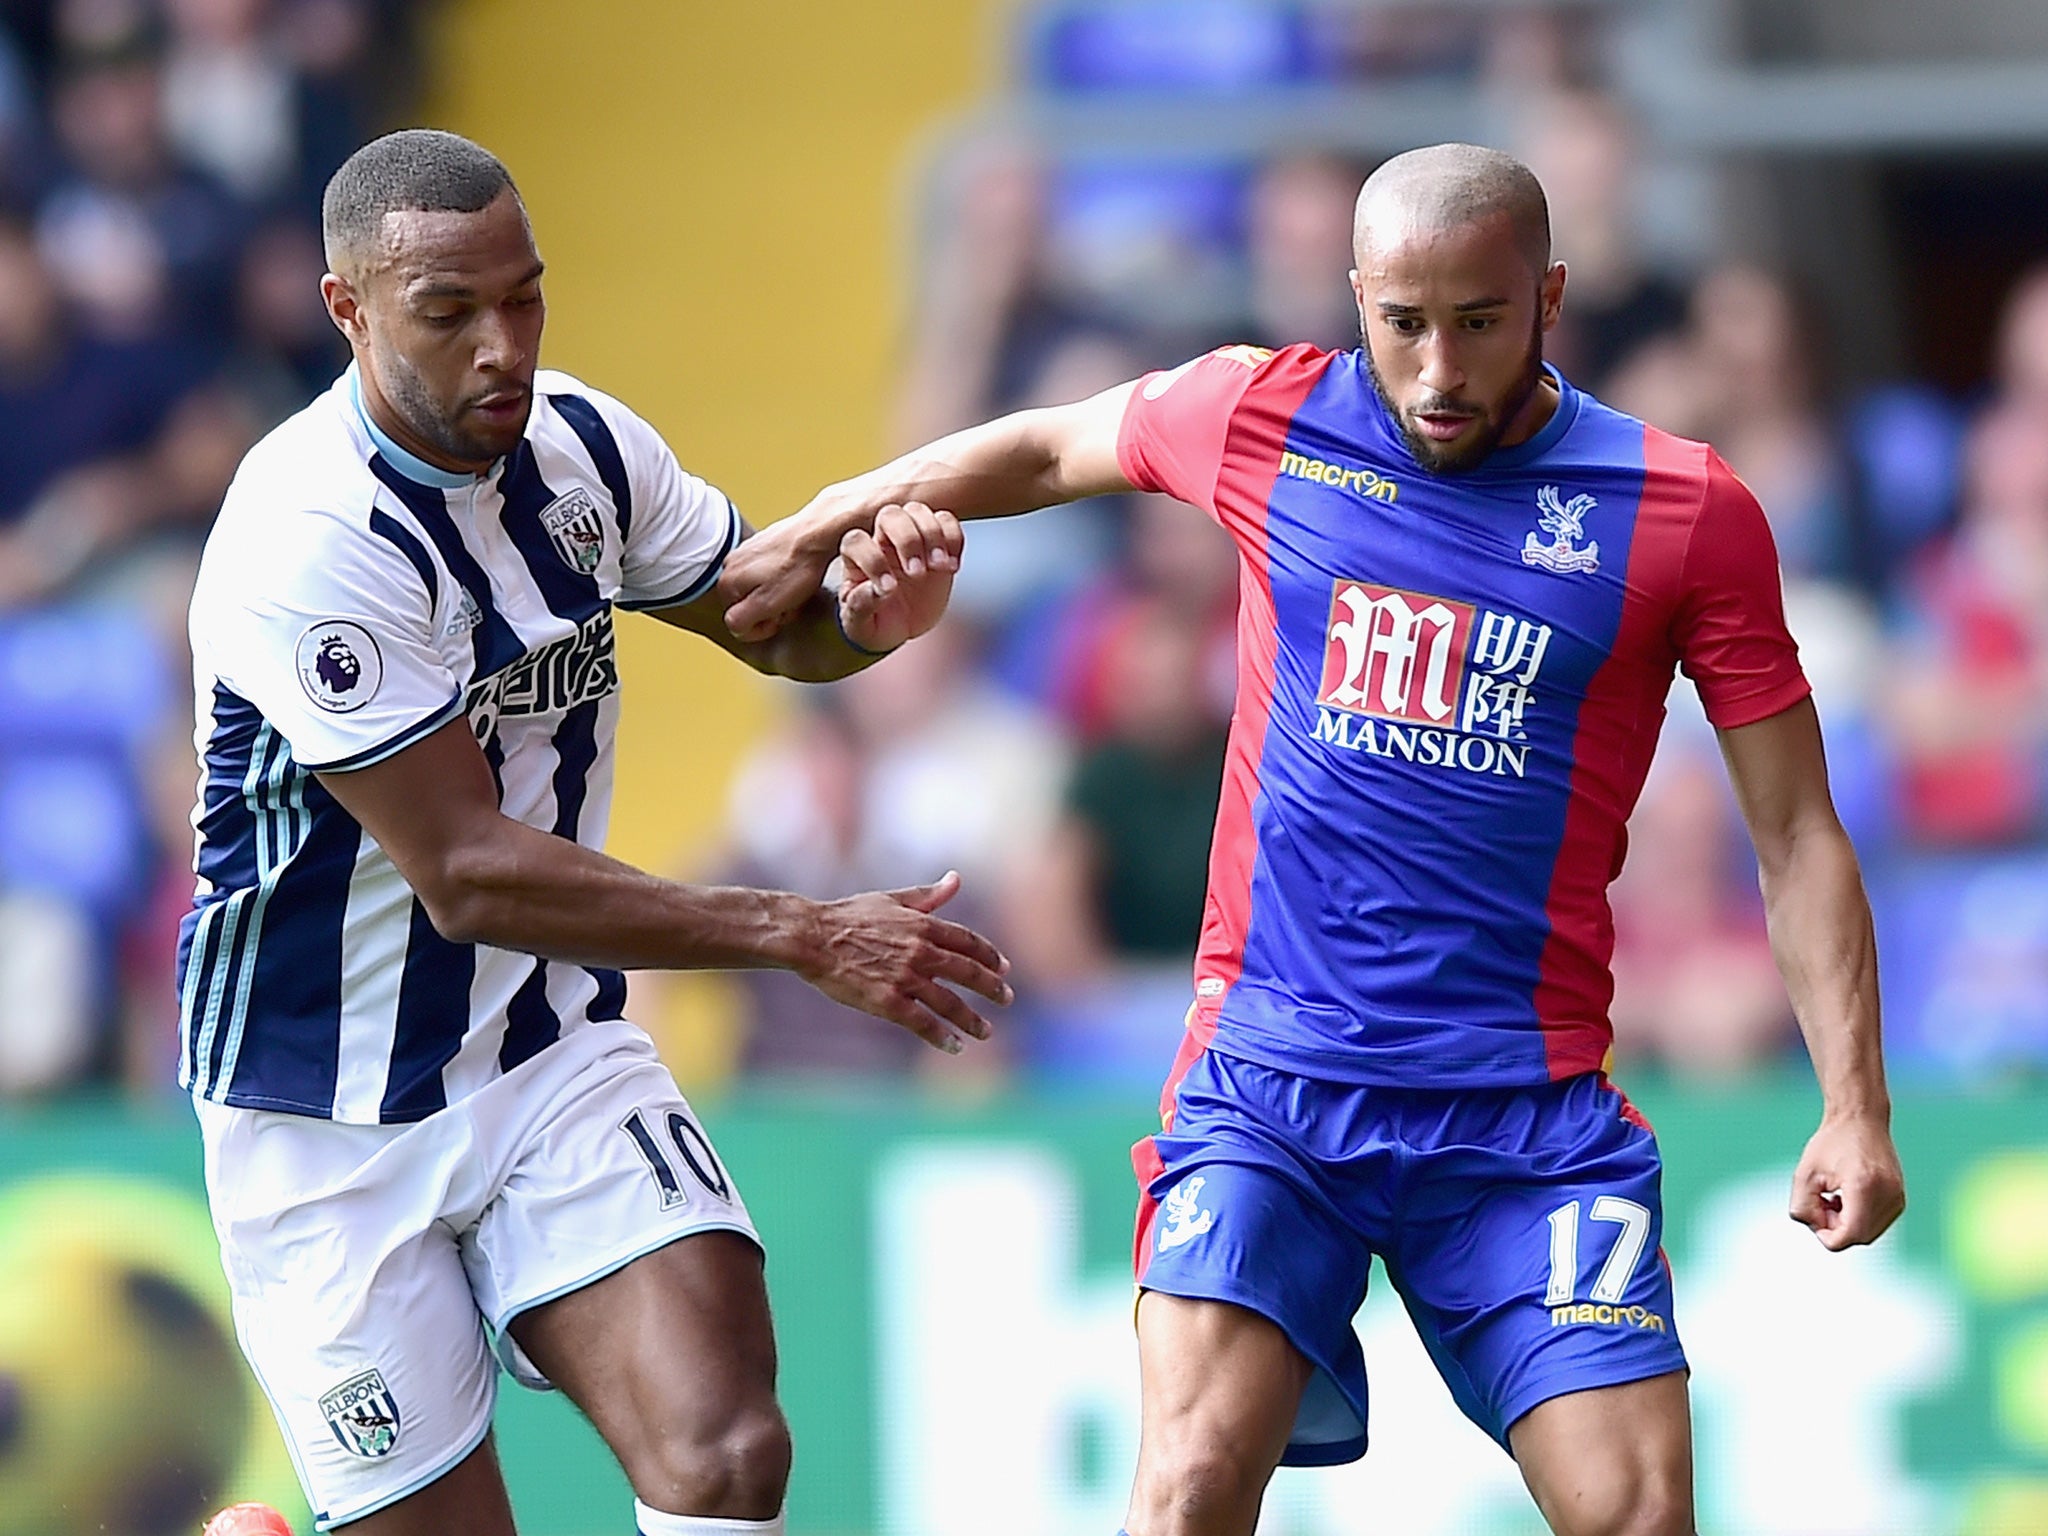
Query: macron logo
1280 451 1400 503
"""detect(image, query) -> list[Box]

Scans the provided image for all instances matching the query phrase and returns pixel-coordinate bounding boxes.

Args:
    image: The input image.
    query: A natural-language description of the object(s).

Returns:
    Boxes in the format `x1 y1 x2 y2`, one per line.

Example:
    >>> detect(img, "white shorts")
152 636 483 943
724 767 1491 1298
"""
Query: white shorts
196 1019 758 1529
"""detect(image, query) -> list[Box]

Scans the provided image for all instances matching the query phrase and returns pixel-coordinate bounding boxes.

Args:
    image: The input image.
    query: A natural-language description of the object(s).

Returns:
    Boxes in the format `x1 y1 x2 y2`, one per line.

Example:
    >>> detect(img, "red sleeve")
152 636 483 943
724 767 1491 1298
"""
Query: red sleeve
1116 345 1273 520
1671 452 1812 728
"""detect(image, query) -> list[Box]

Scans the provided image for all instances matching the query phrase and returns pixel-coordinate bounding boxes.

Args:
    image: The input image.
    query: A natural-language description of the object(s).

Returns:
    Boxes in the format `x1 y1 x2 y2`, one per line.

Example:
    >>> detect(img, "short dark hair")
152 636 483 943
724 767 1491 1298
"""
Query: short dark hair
321 128 518 271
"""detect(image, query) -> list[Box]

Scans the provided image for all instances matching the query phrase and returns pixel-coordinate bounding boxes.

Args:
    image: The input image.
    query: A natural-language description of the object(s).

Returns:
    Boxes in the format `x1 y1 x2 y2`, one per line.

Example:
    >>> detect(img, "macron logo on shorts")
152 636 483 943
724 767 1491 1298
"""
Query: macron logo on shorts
1158 1175 1216 1252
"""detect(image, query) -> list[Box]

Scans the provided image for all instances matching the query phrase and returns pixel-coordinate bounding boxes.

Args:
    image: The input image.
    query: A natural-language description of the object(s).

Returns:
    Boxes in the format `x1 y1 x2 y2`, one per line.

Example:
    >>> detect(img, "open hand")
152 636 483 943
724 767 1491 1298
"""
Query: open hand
799 870 1011 1052
837 501 963 654
1789 1114 1906 1250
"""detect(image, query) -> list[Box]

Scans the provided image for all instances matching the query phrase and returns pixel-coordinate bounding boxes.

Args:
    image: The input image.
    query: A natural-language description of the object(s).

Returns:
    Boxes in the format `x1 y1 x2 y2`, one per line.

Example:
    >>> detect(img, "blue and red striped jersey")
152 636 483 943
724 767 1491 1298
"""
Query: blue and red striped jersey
1117 343 1809 1090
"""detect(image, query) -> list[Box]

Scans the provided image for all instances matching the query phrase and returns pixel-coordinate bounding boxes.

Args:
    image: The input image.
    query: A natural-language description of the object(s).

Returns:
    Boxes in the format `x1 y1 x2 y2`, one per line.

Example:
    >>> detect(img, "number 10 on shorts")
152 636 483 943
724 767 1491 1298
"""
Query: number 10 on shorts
1544 1196 1651 1306
621 1108 732 1211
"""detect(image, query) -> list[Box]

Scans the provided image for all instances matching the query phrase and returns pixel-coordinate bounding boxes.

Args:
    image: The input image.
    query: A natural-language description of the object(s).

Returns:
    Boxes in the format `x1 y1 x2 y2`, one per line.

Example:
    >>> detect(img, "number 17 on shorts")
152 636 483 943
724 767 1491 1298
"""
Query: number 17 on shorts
1543 1196 1667 1331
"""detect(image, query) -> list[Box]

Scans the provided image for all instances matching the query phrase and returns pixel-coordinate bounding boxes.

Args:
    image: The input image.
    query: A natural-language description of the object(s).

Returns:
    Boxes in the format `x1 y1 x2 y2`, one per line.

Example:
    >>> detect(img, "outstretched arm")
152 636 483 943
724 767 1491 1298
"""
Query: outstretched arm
720 382 1138 642
1718 699 1905 1249
315 719 1011 1052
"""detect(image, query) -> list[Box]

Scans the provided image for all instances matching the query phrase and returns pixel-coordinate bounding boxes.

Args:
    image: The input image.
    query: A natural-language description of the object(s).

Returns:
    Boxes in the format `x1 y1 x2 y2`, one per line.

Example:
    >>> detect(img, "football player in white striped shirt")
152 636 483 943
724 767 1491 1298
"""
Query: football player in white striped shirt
182 129 1008 1536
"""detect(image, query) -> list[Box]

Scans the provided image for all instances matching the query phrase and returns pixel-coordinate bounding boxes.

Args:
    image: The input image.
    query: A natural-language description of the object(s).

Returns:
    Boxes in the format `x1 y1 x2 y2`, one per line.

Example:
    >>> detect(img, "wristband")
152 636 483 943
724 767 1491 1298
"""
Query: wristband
834 597 897 658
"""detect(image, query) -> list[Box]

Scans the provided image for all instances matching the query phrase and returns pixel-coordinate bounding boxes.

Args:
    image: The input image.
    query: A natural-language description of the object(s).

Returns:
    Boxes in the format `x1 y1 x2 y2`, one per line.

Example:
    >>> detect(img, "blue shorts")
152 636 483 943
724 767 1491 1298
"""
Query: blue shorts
1132 1048 1687 1465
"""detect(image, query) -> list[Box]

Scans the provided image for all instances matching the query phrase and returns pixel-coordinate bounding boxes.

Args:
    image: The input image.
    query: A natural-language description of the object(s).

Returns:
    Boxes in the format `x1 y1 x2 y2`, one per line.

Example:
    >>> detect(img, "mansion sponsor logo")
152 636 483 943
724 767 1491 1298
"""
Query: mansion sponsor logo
1279 451 1399 503
1312 581 1552 779
1312 711 1528 777
1550 1301 1668 1332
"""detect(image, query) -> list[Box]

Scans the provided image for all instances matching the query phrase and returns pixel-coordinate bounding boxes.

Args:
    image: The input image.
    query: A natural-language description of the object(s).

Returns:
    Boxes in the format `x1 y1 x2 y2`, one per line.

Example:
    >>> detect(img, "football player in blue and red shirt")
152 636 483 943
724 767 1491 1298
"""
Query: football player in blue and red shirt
725 142 1905 1536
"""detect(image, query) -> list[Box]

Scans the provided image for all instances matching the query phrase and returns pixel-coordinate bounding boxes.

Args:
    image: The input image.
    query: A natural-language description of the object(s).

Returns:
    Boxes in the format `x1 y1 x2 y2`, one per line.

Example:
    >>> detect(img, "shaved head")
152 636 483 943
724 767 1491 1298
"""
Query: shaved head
1353 143 1550 277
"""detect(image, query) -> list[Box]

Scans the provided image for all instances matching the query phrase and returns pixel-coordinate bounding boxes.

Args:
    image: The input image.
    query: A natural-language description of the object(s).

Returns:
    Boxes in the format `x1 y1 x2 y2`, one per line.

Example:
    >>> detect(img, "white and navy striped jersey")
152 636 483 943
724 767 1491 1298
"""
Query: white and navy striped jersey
179 365 739 1123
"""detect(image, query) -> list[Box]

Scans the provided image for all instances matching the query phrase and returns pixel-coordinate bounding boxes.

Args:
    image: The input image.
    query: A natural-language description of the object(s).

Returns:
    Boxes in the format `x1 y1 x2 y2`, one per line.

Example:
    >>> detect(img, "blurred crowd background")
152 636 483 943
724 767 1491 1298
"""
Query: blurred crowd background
4 0 2048 1103
0 0 427 1096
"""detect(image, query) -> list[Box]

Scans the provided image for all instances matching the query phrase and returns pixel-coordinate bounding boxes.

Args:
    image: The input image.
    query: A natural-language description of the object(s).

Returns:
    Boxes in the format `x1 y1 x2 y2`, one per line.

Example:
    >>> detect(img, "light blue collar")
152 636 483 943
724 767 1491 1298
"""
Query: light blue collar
347 365 482 490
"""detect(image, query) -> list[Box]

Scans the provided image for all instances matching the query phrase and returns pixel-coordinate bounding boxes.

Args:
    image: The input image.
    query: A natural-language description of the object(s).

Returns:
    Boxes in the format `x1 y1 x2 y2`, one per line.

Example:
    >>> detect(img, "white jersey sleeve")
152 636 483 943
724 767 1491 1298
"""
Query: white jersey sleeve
201 504 465 773
574 388 743 611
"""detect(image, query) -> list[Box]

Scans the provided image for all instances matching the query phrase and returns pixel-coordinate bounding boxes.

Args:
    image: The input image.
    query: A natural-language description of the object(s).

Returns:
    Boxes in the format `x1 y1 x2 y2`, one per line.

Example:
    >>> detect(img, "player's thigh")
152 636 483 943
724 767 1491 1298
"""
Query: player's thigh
509 1228 783 1479
333 1437 515 1536
1385 1076 1688 1450
199 1102 501 1530
1509 1371 1694 1536
1135 1289 1312 1474
1135 1158 1369 1471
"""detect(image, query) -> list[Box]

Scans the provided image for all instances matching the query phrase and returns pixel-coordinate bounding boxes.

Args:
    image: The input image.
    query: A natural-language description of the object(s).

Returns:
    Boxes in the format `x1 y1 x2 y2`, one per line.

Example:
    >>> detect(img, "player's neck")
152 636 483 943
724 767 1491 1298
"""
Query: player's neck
354 363 492 479
1495 372 1561 452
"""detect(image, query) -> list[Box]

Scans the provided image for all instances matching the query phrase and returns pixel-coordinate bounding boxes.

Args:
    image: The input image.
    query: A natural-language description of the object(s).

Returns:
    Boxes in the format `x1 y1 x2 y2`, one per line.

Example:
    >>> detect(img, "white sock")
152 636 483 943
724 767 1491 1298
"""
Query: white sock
633 1502 785 1536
